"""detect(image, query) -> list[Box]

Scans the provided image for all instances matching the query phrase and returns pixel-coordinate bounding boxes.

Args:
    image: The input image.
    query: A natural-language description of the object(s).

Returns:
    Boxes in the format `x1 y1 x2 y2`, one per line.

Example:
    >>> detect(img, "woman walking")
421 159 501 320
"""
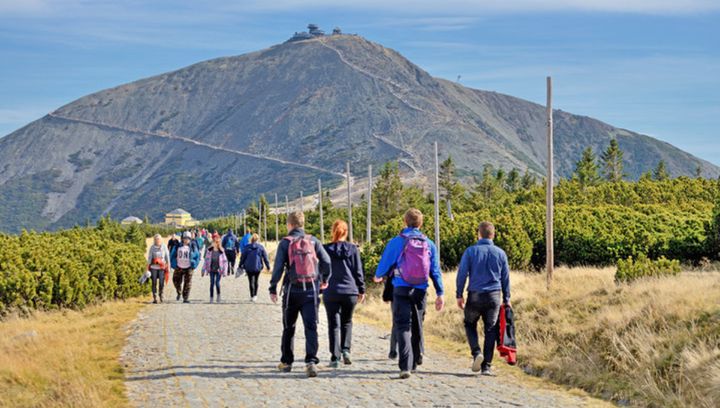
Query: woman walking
202 232 229 303
323 220 365 368
147 234 170 304
238 233 270 302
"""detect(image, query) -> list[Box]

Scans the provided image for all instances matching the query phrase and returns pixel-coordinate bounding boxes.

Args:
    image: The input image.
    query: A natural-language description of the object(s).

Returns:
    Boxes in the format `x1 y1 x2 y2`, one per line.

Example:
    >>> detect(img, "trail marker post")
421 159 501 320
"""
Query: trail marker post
546 76 555 289
346 162 353 242
366 164 372 245
318 179 325 242
434 141 441 259
274 193 279 241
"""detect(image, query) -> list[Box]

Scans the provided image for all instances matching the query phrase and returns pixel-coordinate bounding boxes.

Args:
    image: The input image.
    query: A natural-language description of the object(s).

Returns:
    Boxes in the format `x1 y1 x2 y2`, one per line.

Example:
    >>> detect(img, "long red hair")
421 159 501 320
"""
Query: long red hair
331 220 349 243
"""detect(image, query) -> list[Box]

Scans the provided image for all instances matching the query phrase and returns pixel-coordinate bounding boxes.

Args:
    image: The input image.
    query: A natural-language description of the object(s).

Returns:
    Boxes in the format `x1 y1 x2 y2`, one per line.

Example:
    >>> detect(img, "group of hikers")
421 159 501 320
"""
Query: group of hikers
145 208 512 380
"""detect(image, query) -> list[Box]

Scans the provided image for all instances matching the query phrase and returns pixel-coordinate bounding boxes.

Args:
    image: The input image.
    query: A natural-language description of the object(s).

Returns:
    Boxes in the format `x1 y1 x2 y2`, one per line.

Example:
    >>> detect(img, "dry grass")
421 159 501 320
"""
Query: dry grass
358 267 720 407
0 300 145 408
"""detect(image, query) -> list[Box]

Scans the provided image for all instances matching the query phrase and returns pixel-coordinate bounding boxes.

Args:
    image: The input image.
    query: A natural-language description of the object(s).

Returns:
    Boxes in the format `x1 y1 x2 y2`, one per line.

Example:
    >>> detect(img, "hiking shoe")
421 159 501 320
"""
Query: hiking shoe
251 296 258 303
481 367 495 377
329 360 340 369
416 354 423 366
399 371 411 379
152 297 158 304
388 350 398 360
176 294 181 301
183 299 190 304
306 363 318 378
209 297 214 304
159 295 163 303
472 356 483 373
278 363 292 373
342 351 352 365
217 295 221 303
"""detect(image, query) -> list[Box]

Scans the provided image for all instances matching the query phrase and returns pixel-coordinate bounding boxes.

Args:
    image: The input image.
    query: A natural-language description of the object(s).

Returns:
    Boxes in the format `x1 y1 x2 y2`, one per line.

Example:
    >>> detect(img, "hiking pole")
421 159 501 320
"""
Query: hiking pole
434 141 441 259
346 161 353 242
318 178 325 242
367 164 372 245
546 76 555 290
275 193 279 242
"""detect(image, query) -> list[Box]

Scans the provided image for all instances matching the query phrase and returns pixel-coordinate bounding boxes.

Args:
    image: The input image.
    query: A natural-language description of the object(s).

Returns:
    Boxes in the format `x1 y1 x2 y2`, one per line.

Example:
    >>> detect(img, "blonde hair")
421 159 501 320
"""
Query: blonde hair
331 220 349 243
251 233 260 243
404 208 424 228
287 211 305 228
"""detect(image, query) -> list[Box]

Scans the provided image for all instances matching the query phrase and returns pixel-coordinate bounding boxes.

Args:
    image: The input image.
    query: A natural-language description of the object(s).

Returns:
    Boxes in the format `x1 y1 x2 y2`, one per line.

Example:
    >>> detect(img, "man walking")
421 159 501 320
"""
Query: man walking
222 228 239 271
170 231 200 303
456 221 511 376
373 208 444 379
269 211 331 378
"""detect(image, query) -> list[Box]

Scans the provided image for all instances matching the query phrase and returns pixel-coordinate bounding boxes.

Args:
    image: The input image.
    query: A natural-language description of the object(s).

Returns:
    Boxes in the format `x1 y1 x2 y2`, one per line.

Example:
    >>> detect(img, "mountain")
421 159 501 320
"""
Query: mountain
1 32 718 233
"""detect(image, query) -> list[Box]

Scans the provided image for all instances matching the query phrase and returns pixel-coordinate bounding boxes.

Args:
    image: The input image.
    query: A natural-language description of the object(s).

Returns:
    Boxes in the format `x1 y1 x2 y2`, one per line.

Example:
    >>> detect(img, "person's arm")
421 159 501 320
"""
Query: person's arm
261 247 271 270
428 241 444 297
239 249 248 270
456 249 470 300
269 240 287 295
501 252 511 305
169 246 177 269
146 247 153 268
163 246 171 269
353 246 365 294
315 238 331 284
374 238 401 281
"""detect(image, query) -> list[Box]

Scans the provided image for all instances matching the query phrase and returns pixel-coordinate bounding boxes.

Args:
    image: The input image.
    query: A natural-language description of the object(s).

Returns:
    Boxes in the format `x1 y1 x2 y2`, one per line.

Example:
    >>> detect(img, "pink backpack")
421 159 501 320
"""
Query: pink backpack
397 233 431 285
285 235 318 284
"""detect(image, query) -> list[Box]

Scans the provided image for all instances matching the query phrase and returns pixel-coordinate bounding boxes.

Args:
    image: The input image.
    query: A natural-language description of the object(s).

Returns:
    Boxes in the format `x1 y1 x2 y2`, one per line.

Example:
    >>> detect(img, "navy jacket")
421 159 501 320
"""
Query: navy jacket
269 228 331 295
456 239 511 303
323 241 365 296
239 242 271 273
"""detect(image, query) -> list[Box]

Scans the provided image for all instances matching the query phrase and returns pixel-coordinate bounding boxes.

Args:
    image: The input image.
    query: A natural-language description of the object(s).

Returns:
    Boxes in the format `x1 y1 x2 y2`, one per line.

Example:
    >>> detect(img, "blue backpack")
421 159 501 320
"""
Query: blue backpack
242 245 264 272
223 235 237 251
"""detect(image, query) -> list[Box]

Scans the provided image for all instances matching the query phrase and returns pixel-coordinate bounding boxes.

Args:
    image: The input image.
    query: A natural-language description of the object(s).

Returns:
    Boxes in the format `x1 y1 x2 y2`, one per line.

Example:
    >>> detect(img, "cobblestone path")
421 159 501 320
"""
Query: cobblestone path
122 273 597 407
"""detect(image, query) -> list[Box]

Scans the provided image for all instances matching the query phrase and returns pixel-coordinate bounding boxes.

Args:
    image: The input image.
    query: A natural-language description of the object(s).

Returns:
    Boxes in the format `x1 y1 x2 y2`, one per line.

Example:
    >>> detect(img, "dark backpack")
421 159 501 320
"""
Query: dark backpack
242 246 263 272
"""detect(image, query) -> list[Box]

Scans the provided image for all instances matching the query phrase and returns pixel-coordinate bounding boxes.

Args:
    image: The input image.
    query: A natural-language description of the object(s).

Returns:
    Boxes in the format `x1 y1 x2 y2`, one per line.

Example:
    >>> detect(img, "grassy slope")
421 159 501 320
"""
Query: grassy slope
357 267 720 408
0 300 145 408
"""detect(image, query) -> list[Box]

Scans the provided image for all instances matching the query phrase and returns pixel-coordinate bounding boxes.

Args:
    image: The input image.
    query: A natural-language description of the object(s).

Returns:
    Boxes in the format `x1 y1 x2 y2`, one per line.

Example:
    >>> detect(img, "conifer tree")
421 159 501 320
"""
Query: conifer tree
601 139 625 182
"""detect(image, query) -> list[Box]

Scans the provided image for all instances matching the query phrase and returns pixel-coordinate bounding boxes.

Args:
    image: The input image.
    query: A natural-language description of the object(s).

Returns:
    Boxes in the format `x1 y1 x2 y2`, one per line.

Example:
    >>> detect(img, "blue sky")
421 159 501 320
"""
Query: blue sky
1 0 718 164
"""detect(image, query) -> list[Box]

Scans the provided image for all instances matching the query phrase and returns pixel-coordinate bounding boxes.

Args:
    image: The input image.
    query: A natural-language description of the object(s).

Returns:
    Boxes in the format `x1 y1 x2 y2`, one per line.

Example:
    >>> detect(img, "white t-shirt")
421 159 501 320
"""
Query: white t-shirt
176 245 191 269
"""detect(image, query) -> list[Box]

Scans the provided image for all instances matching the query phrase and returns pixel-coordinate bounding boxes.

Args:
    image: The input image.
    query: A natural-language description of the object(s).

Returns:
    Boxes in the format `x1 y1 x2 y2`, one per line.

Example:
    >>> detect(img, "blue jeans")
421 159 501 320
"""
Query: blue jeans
209 272 221 298
392 286 426 372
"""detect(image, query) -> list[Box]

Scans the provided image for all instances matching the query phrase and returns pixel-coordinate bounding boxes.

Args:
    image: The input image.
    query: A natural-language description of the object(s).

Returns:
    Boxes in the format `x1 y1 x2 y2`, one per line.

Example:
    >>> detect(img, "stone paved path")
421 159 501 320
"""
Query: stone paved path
122 272 595 407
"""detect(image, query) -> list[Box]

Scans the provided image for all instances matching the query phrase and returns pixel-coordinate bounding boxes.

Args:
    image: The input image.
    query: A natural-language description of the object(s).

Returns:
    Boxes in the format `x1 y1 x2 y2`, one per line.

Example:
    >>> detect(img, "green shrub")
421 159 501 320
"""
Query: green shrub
615 254 681 282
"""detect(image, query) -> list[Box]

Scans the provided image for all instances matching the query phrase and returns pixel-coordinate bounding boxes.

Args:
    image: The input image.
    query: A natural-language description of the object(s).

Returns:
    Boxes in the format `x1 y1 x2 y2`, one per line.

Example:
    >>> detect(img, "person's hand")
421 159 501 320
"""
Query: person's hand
456 297 465 310
320 282 329 290
504 300 512 308
358 293 366 304
435 296 445 312
372 276 384 283
270 293 278 304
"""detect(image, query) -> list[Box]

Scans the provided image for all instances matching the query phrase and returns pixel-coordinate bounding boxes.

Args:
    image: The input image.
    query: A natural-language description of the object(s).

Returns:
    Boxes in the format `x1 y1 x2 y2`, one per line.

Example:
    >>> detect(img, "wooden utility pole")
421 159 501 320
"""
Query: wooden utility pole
366 164 372 245
546 76 555 289
285 195 289 217
242 210 246 234
274 193 279 241
433 141 441 258
263 199 267 241
346 162 353 242
318 179 325 242
258 198 262 238
300 191 304 213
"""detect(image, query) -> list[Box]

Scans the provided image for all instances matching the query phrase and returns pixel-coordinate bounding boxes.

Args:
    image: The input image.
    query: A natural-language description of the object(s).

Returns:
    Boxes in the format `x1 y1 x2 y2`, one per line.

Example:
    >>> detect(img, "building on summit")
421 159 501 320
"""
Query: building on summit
164 209 196 227
121 216 143 225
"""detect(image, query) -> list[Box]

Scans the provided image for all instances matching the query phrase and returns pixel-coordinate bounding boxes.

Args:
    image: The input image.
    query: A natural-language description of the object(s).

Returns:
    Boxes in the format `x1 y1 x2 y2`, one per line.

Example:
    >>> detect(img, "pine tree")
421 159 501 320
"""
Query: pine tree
439 156 464 219
521 169 536 190
601 139 625 182
574 147 601 186
695 165 702 179
505 168 521 192
373 161 404 223
653 160 670 181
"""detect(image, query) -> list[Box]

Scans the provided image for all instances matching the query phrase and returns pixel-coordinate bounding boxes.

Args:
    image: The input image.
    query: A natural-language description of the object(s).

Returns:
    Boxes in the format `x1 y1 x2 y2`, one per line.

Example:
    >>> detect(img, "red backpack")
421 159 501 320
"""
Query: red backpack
284 235 318 284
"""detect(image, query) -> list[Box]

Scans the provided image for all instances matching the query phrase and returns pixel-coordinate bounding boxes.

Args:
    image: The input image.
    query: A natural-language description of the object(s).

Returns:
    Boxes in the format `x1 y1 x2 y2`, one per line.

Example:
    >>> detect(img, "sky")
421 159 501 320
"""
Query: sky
1 0 718 164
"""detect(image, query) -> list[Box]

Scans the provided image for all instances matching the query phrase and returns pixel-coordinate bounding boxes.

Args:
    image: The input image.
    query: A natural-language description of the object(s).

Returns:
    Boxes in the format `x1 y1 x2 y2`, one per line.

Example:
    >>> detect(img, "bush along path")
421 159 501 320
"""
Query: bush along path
122 273 600 407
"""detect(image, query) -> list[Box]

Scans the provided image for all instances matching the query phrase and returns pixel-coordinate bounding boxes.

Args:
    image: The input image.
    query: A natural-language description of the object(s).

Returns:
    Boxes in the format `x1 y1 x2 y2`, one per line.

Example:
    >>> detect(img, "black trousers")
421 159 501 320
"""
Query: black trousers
281 287 319 365
464 291 501 368
226 250 237 270
392 286 426 372
246 271 260 297
323 294 358 361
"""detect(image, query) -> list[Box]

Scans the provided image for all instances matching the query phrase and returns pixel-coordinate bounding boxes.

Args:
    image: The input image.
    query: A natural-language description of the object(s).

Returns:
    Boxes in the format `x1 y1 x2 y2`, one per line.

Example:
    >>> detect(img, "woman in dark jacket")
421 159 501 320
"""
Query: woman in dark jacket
239 233 270 303
323 219 365 368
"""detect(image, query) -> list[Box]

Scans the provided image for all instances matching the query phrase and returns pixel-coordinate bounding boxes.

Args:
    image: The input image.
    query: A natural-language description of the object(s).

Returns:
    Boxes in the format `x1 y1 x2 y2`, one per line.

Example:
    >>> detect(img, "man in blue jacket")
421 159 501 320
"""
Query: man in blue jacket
221 229 239 271
374 208 444 379
170 231 201 303
239 229 253 253
456 221 511 376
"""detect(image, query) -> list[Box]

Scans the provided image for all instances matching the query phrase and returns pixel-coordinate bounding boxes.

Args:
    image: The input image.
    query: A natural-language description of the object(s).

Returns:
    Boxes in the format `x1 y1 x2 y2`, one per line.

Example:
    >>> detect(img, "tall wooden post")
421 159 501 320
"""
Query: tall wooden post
242 210 246 234
274 193 279 242
546 76 554 289
346 162 353 242
285 195 289 216
366 164 372 245
433 141 441 258
300 191 304 213
263 199 267 242
318 179 325 242
258 198 262 236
